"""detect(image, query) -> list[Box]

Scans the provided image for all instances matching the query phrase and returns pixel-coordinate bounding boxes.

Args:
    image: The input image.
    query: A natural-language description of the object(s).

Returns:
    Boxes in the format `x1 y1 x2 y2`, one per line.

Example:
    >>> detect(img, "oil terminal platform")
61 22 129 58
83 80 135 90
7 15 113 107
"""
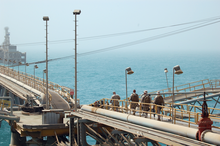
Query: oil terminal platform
0 65 220 146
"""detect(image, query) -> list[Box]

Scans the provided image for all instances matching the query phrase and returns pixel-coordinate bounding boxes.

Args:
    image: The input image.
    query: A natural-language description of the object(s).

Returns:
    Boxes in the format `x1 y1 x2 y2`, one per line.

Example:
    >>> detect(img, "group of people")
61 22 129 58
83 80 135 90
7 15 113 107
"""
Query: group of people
110 90 164 121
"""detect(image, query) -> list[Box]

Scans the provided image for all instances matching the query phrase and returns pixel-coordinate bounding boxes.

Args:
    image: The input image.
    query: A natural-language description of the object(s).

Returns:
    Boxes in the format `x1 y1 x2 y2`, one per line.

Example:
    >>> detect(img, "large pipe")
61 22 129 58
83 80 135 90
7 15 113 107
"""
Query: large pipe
81 105 220 145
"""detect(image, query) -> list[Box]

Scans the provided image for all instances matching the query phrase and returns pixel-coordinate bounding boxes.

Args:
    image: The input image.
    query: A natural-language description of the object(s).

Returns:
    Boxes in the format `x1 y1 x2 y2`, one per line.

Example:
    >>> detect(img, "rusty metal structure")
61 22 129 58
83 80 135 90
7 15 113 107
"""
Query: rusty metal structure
0 27 26 65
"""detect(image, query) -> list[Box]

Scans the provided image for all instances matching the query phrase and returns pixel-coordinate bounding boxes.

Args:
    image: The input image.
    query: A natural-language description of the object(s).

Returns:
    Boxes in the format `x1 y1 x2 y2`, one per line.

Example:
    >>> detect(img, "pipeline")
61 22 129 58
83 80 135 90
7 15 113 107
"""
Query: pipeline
81 105 220 145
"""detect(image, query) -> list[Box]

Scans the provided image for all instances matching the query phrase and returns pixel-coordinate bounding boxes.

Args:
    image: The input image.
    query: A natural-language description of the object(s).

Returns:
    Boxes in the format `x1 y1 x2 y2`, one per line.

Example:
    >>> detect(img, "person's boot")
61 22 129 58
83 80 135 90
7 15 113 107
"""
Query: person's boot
158 116 161 121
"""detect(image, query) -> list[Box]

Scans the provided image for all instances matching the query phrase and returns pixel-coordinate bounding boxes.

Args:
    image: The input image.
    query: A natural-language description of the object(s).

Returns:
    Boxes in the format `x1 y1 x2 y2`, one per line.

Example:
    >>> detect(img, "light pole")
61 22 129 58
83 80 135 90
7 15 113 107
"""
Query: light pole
164 68 170 91
4 59 7 74
43 69 46 87
34 65 38 89
13 60 16 78
0 58 1 67
13 60 16 70
8 60 11 75
0 58 1 73
25 63 29 84
172 65 183 123
125 67 134 113
73 9 81 112
43 16 49 109
18 62 22 81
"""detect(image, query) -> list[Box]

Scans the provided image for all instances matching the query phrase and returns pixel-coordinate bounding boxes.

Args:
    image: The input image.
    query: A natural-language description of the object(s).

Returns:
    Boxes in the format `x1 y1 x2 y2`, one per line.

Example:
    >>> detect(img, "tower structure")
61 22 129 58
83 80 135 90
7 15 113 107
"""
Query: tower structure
0 27 26 65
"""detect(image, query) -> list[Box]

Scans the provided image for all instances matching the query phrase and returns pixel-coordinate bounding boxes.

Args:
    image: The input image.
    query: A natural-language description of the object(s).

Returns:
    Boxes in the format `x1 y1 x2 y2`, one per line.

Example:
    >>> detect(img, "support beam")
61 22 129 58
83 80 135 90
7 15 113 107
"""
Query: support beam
211 96 220 114
80 122 88 146
120 133 133 146
86 132 103 145
69 118 75 146
99 127 115 146
102 127 124 146
84 123 105 143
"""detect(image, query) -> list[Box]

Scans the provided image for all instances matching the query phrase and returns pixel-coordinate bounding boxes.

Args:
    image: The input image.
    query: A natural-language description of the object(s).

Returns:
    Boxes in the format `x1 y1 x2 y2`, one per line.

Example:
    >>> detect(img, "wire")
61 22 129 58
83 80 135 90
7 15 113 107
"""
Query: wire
78 20 220 56
8 19 220 67
7 16 220 47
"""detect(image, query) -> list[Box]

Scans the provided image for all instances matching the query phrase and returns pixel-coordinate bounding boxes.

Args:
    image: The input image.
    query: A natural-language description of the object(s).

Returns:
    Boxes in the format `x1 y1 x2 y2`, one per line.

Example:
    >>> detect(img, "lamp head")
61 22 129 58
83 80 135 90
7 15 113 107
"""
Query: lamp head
34 65 38 69
73 9 81 15
173 65 183 75
43 16 49 21
125 67 134 75
26 63 29 66
19 62 22 65
43 69 47 73
164 68 168 73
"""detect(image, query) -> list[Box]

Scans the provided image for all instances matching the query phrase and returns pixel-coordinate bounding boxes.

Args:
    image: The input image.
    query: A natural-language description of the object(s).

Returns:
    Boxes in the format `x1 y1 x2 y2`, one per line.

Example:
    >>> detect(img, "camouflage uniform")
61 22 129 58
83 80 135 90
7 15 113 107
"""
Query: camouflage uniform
153 94 164 120
110 94 120 111
130 92 139 115
141 94 151 112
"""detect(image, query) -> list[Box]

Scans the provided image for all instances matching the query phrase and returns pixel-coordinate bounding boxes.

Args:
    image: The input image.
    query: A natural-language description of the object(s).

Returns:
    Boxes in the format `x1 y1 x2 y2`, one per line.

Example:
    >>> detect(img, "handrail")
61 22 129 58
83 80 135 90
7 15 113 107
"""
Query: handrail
90 98 220 129
0 96 13 116
149 79 220 100
0 66 73 108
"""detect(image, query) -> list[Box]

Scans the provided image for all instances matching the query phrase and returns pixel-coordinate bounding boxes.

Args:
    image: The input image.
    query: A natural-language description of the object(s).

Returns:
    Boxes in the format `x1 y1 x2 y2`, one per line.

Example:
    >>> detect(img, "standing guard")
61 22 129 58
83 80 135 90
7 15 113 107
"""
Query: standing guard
141 90 151 118
153 91 164 121
110 91 120 111
129 89 139 115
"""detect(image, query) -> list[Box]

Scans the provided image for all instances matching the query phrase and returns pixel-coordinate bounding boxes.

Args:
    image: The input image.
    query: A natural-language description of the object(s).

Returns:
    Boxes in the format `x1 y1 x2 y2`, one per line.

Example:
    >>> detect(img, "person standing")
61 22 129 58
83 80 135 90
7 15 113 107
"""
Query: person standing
129 89 139 115
110 91 120 111
141 90 151 118
153 91 164 121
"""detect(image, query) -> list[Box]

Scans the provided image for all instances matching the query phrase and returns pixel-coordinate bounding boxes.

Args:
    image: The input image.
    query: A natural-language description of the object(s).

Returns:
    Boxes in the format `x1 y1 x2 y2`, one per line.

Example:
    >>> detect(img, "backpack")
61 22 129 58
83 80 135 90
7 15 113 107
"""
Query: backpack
143 95 151 103
131 93 139 102
154 95 164 105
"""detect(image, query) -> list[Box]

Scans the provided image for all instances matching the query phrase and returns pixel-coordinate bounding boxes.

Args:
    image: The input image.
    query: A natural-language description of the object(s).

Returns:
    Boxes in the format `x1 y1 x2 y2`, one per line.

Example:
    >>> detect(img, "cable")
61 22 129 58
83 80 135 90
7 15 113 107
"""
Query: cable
7 19 220 67
78 20 220 56
6 16 220 47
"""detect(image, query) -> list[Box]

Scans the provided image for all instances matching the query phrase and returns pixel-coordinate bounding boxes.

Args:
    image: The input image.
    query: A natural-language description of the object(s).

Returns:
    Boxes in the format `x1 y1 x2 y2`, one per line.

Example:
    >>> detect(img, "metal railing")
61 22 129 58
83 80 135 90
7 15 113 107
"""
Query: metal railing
90 98 220 129
149 79 217 99
0 66 72 107
0 97 13 116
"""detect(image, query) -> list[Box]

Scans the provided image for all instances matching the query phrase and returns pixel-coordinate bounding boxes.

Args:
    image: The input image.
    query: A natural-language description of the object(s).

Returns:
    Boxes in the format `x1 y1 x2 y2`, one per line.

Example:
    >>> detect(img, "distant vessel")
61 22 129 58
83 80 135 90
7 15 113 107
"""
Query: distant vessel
0 27 26 65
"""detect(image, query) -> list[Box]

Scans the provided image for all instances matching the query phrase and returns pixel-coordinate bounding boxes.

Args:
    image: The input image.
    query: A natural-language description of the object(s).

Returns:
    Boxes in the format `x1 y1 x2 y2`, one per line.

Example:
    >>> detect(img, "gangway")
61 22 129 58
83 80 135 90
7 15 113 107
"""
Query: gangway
0 65 75 109
1 64 220 145
67 106 219 146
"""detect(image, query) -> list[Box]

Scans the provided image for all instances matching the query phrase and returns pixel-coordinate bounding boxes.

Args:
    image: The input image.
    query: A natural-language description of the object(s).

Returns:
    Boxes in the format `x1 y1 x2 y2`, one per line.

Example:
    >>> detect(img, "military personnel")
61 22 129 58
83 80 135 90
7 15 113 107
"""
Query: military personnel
141 90 151 118
153 91 164 121
110 91 120 111
129 89 139 115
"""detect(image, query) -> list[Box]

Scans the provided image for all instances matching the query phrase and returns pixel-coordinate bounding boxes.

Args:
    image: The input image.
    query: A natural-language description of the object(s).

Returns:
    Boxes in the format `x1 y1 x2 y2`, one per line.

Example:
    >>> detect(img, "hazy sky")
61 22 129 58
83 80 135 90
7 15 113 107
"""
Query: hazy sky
0 0 220 60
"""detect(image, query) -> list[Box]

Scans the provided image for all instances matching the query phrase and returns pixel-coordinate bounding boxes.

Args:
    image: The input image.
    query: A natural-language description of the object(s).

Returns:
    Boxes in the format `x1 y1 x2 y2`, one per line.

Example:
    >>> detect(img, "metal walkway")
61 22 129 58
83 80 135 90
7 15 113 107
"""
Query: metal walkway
0 66 72 110
69 109 214 146
1 65 220 145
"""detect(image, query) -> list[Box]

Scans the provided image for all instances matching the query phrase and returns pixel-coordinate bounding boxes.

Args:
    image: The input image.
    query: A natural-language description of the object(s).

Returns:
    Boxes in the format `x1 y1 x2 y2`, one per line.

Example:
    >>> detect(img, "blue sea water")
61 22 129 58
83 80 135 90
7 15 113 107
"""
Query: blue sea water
0 50 220 145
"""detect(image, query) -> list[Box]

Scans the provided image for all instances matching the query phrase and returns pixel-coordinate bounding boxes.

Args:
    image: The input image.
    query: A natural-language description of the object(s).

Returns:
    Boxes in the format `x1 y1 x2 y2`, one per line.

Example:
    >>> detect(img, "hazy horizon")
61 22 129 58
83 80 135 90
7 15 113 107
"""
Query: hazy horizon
1 0 220 62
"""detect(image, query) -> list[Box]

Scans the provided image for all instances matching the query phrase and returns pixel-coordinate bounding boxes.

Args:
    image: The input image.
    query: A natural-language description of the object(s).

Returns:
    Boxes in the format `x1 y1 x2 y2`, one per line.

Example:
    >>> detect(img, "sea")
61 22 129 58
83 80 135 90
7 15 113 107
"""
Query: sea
0 50 220 145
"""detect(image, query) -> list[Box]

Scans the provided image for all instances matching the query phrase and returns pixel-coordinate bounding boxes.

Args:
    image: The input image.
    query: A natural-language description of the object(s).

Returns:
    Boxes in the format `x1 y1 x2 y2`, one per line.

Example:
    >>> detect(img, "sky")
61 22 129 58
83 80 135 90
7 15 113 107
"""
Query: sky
0 0 220 61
